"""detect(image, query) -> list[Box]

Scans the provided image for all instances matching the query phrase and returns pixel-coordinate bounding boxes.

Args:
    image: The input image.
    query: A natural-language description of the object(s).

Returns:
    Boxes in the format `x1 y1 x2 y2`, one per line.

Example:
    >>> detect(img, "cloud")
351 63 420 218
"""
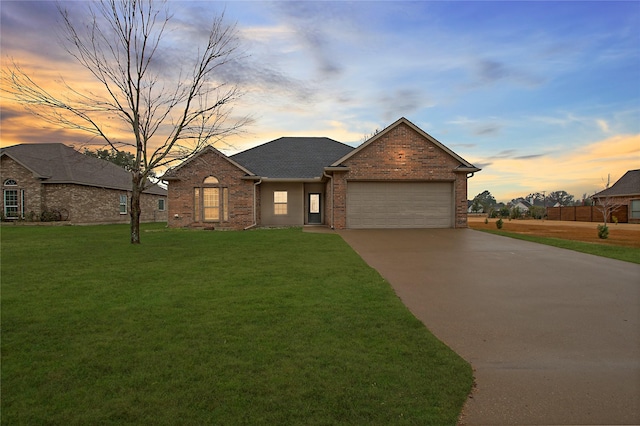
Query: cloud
596 119 610 133
378 89 426 122
468 134 640 202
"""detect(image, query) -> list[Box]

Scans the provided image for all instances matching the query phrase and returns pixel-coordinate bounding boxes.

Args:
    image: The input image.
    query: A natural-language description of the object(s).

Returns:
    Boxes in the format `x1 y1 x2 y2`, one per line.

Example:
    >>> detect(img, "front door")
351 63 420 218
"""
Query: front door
308 193 321 224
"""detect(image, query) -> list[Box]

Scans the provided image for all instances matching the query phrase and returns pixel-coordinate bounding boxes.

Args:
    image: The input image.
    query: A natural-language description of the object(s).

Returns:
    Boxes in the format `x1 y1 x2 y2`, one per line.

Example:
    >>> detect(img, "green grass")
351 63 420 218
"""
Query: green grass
1 224 472 425
476 228 640 264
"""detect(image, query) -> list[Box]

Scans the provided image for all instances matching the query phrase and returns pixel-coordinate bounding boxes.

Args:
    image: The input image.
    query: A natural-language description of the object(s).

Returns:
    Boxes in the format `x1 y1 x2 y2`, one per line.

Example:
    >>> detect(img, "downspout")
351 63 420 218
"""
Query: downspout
323 171 334 229
244 178 262 230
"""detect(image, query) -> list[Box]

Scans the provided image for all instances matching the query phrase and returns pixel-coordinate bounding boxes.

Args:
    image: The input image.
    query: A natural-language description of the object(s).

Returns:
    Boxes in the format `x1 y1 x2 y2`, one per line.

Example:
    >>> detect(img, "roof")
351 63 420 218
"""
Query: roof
593 169 640 198
331 117 480 172
1 143 166 195
230 137 354 179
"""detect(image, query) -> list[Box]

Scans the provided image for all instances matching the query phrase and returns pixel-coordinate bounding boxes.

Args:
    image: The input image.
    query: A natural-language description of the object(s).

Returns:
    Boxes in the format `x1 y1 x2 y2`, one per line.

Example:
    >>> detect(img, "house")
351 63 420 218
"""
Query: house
593 169 640 224
163 117 480 230
511 199 531 214
1 143 167 224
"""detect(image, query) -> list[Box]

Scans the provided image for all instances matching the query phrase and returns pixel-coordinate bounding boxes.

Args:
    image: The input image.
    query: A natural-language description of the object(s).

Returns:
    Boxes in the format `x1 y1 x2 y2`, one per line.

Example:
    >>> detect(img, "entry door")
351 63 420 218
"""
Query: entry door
308 193 321 224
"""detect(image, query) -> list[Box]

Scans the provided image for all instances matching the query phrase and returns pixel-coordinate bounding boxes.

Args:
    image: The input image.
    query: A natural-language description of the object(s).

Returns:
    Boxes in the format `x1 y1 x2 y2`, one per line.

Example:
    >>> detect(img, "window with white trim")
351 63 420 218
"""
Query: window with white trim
274 191 288 215
4 189 19 218
119 194 128 214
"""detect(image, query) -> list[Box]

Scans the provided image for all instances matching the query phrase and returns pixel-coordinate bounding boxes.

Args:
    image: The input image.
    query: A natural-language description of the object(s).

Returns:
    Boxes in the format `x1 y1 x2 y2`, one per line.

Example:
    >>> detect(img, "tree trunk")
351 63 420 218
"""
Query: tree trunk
130 173 142 244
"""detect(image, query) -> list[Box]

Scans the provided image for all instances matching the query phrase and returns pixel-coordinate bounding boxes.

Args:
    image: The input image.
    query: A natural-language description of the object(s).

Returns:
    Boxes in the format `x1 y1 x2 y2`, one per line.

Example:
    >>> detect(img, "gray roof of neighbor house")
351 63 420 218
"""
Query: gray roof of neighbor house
593 169 640 198
0 143 166 195
230 137 354 179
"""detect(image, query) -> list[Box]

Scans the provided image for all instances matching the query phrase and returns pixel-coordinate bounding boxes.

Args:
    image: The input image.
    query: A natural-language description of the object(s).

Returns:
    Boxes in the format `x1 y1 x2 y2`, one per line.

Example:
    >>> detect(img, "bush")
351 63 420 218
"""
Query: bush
484 217 488 224
496 218 503 229
597 224 609 239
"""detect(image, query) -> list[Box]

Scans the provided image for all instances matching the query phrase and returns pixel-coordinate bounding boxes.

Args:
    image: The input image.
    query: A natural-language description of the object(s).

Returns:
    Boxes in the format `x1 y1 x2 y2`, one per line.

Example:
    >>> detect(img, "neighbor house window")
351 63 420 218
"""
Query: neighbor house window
4 189 19 218
274 191 288 215
194 176 228 222
158 198 166 211
3 179 20 219
119 194 128 214
631 200 640 219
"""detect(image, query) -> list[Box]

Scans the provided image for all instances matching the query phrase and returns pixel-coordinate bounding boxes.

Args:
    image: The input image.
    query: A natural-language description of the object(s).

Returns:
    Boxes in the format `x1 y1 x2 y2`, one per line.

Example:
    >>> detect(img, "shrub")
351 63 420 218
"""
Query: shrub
484 217 488 225
612 216 618 225
597 224 609 239
496 218 503 229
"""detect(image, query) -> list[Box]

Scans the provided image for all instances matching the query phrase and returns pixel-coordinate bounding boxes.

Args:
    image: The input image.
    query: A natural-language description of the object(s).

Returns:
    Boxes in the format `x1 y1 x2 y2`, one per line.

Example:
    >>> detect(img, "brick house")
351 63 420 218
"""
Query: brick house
593 169 640 224
163 117 480 230
1 143 167 224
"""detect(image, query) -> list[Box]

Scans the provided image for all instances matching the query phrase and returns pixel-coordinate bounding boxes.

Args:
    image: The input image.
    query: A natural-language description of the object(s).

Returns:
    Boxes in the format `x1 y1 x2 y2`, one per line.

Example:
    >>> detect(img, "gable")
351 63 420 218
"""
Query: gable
162 145 254 181
332 117 478 172
333 118 479 180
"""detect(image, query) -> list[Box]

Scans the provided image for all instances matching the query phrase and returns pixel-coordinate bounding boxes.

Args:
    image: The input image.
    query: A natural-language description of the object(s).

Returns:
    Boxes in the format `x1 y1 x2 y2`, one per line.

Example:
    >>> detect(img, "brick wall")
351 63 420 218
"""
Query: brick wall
167 149 255 229
1 156 167 224
331 122 470 229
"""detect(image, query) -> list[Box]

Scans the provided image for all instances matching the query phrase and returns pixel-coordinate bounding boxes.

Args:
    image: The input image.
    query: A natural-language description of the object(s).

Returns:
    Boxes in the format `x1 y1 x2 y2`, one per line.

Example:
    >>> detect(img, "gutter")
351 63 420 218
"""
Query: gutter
244 178 262 230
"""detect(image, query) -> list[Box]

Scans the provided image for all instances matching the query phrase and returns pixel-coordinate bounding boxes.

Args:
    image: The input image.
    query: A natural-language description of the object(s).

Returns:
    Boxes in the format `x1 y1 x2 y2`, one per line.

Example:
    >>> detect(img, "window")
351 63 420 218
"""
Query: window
4 189 18 218
158 198 166 211
194 176 228 222
119 194 128 214
203 187 220 221
4 179 17 186
631 200 640 219
274 191 288 215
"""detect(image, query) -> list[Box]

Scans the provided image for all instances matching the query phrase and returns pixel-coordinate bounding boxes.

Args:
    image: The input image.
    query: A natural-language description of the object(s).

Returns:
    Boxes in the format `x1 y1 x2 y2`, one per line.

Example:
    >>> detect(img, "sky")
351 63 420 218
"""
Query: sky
1 0 639 202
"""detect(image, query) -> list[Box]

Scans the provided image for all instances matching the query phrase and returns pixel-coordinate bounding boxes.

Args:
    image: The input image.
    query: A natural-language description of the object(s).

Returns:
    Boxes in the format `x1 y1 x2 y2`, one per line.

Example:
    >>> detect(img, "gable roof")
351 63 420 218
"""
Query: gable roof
331 117 480 172
0 143 166 195
162 145 254 180
593 169 640 198
231 137 354 179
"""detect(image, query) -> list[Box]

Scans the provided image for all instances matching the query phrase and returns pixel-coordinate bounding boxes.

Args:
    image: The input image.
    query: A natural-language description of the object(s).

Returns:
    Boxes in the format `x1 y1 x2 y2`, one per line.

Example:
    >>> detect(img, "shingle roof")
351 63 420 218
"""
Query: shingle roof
593 169 640 198
230 137 354 179
1 143 166 195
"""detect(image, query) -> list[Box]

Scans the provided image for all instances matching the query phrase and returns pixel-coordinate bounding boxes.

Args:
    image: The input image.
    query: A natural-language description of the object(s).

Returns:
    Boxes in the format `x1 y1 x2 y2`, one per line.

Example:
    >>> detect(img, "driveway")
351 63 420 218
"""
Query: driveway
338 228 640 425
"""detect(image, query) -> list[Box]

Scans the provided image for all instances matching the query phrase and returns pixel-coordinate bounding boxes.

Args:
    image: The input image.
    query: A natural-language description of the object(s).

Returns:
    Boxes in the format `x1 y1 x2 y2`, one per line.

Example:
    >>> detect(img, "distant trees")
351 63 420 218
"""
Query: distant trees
546 191 574 207
84 148 136 171
471 190 497 213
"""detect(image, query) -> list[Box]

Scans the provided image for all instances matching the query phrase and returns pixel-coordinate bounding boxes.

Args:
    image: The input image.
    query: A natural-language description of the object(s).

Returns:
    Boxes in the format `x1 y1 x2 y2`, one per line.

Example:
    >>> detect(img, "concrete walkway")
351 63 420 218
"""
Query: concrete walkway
338 228 640 425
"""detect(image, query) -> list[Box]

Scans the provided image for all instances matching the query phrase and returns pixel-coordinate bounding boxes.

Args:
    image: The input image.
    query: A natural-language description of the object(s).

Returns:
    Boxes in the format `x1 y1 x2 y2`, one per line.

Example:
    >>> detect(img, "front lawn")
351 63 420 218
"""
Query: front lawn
1 224 472 425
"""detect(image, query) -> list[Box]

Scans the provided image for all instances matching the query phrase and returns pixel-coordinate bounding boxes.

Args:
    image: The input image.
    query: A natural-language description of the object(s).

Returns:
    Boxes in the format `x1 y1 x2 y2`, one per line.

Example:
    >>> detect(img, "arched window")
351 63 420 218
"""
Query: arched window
4 179 17 186
194 176 228 222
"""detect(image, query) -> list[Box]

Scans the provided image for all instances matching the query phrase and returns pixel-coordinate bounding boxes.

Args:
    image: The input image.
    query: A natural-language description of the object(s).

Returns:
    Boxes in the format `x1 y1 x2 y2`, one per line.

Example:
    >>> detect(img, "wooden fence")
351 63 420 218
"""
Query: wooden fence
546 205 628 223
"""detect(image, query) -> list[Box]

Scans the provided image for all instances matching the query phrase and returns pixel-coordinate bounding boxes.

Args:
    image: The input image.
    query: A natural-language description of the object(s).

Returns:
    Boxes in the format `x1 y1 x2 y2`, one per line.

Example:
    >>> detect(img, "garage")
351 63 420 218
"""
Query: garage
346 181 453 229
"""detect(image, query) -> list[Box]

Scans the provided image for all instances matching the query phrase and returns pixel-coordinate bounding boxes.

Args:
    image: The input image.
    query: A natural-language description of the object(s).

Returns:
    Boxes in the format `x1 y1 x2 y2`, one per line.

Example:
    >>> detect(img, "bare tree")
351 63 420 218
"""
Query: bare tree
594 174 624 225
2 0 249 243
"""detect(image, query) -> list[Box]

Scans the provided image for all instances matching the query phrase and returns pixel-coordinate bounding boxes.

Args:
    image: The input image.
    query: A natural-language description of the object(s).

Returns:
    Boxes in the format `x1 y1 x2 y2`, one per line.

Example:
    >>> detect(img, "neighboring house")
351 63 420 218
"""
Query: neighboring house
163 117 480 230
593 169 640 224
511 199 531 213
1 143 167 224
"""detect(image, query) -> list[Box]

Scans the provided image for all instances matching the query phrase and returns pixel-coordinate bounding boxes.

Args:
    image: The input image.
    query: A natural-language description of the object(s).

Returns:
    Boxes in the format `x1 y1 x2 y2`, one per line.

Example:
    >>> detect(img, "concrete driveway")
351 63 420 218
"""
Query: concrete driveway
338 228 640 425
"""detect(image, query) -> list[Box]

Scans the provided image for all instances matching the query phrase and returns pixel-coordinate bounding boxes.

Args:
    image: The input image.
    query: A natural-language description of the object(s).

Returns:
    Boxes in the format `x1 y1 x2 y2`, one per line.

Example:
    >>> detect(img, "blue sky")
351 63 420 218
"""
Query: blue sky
1 1 639 202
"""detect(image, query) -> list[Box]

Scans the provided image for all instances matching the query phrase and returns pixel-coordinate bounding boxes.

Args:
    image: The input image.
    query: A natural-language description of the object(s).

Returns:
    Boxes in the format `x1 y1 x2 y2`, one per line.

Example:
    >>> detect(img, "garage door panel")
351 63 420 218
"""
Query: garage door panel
347 182 453 229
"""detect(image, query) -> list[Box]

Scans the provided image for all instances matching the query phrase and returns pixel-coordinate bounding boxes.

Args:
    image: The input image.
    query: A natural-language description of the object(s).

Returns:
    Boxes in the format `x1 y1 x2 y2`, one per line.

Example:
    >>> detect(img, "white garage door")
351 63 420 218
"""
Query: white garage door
347 181 453 229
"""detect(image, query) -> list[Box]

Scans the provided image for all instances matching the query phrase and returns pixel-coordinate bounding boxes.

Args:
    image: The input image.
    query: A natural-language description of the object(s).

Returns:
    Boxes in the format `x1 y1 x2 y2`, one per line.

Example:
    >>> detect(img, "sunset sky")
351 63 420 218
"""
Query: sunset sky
1 1 639 202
